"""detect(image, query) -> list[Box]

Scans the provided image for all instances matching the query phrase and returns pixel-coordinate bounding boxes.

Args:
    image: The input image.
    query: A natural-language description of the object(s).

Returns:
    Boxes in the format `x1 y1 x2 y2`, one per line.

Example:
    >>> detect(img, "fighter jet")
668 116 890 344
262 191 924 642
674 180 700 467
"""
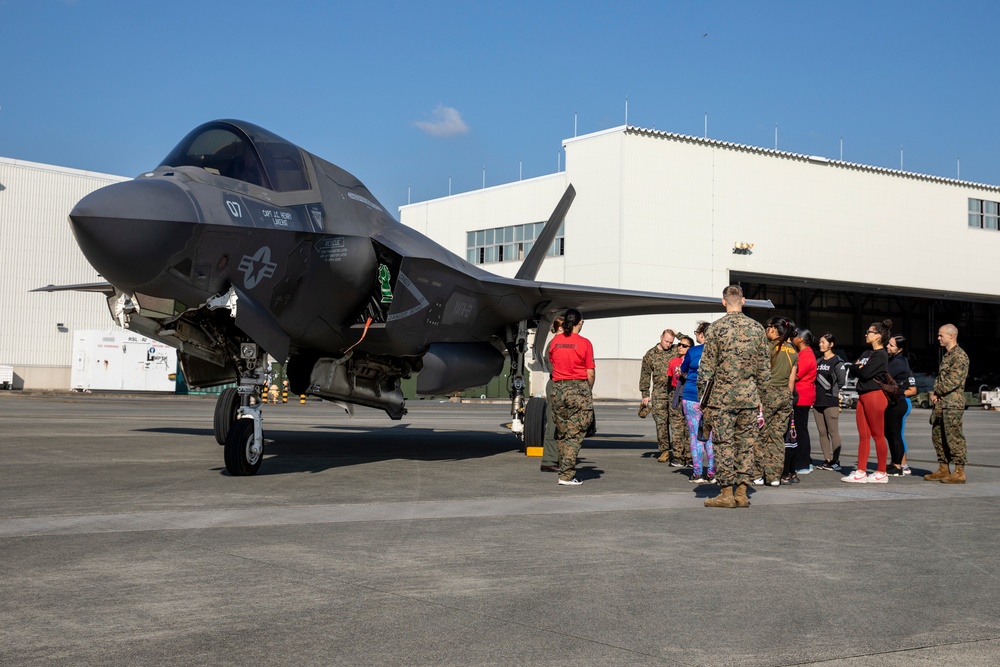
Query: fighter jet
41 119 771 475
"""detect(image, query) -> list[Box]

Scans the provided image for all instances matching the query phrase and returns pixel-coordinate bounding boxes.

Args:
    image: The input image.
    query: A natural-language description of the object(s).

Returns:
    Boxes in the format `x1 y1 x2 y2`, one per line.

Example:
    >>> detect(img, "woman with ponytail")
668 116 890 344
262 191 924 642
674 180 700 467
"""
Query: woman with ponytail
547 308 595 486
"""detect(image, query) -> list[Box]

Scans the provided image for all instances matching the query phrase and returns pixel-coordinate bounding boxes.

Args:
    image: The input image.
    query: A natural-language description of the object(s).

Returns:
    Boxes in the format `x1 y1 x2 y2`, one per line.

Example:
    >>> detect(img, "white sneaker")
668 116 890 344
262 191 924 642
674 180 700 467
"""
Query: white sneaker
752 477 765 486
558 478 583 486
796 465 814 475
841 470 868 483
769 480 780 487
868 471 889 484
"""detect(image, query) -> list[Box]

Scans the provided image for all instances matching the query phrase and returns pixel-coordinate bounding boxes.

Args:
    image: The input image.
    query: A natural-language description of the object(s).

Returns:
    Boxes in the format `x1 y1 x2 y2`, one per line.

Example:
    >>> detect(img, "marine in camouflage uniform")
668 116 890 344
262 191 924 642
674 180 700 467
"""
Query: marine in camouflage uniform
926 324 969 483
551 380 594 481
668 392 691 465
698 287 770 507
639 331 680 461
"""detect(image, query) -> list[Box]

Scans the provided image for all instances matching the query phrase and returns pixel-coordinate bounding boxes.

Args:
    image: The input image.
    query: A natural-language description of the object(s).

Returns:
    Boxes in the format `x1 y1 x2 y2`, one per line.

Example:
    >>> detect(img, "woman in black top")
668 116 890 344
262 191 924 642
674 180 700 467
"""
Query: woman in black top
842 319 892 484
884 335 917 475
813 333 844 471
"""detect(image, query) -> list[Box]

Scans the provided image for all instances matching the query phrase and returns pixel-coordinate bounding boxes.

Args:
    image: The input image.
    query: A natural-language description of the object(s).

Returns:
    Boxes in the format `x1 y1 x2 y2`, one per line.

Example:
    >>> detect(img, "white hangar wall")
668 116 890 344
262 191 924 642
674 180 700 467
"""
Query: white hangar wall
400 126 1000 400
0 157 128 389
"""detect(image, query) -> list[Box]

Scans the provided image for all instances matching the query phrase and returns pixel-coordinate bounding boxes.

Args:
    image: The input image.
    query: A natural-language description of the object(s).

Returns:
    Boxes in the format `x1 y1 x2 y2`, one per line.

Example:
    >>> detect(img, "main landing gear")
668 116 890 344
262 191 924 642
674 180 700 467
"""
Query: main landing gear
214 342 269 476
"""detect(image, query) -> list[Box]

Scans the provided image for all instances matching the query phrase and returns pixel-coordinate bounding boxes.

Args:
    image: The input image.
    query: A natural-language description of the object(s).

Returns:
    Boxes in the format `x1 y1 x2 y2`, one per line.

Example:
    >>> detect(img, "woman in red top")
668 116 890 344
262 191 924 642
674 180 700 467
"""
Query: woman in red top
792 328 817 474
548 308 595 486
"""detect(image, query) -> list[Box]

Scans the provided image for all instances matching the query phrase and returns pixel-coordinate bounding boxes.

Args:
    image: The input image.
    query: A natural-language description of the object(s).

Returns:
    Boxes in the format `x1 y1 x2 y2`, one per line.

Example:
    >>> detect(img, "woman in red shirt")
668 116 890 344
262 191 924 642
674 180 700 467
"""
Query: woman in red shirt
548 308 595 486
792 328 817 474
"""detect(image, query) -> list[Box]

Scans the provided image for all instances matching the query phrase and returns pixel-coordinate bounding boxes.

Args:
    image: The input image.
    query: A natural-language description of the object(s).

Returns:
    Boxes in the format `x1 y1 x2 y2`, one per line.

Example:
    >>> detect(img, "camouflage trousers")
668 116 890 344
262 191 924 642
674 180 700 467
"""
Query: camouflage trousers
541 379 559 466
931 406 967 465
758 386 792 483
650 394 671 452
551 380 594 481
668 400 691 463
702 407 756 486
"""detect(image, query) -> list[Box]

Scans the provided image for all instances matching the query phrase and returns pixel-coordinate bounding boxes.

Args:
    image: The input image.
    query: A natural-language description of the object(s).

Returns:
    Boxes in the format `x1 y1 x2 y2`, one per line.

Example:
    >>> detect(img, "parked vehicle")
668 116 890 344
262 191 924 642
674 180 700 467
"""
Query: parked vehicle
0 364 13 390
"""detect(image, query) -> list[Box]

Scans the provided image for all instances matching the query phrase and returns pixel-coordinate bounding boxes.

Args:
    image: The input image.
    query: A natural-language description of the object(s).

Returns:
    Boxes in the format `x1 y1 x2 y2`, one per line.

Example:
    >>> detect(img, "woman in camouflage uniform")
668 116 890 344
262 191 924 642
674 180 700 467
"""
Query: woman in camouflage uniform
756 317 797 487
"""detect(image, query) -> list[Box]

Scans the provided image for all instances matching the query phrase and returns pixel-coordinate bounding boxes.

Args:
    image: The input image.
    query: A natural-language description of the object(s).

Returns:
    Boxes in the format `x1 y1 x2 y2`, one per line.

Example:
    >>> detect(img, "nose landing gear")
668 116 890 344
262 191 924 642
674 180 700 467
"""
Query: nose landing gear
220 342 269 476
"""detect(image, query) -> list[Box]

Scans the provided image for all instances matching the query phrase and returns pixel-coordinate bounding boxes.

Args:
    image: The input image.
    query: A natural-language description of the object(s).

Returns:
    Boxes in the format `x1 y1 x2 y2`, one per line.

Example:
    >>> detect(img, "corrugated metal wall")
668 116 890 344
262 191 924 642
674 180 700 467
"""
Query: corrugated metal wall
0 158 128 386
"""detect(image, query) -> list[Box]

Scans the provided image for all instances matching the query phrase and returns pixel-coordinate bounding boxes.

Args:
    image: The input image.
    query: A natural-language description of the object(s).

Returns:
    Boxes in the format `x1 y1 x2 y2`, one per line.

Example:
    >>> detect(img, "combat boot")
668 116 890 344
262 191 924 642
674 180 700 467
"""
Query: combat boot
733 483 750 508
940 464 966 484
657 451 670 463
924 463 951 481
704 486 737 508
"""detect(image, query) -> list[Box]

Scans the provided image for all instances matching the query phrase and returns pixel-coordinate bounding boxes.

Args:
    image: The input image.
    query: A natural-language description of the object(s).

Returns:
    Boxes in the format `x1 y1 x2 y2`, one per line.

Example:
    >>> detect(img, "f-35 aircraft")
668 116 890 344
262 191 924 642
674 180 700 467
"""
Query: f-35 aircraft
44 120 771 475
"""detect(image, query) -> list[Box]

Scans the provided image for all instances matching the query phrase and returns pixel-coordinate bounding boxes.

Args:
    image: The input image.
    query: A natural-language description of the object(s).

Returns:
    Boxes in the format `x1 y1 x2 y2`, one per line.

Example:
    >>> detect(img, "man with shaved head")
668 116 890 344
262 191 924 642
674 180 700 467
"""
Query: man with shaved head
925 324 970 484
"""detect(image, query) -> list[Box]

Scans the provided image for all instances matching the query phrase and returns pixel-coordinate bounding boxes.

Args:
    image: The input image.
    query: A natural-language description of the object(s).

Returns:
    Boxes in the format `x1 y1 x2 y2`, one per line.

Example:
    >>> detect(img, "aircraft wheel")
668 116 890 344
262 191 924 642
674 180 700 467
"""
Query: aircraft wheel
224 418 262 476
214 387 240 445
524 397 547 449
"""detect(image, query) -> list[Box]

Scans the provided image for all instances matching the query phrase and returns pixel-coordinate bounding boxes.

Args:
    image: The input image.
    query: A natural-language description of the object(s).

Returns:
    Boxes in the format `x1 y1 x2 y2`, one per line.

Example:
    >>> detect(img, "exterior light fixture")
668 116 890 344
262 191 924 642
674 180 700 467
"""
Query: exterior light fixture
732 242 754 255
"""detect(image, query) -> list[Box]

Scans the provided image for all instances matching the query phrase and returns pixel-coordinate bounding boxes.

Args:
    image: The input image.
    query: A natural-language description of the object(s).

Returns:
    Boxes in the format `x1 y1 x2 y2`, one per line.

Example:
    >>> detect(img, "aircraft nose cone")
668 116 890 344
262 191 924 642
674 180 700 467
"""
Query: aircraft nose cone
69 178 198 292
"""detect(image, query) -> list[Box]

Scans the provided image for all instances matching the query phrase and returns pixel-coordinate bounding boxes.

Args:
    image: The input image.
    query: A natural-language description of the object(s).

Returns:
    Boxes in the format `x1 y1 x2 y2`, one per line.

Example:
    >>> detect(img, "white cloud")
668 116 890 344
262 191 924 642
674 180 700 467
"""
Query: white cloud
414 105 469 137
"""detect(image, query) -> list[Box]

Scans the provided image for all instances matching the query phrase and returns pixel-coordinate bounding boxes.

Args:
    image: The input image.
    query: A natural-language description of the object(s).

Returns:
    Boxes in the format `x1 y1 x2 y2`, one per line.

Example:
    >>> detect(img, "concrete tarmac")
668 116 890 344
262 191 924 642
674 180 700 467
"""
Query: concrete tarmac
2 392 999 666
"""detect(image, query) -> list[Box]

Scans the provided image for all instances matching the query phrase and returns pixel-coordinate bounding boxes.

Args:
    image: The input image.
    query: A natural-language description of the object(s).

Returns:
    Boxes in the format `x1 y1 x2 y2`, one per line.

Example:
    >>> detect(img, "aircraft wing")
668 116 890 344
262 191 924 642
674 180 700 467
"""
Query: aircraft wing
532 281 773 320
31 282 117 296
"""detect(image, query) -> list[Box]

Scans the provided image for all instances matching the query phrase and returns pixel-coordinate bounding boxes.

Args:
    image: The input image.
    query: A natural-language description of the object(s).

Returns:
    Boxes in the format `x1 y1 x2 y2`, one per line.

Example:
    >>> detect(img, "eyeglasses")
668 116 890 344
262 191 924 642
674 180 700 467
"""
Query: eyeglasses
865 330 877 335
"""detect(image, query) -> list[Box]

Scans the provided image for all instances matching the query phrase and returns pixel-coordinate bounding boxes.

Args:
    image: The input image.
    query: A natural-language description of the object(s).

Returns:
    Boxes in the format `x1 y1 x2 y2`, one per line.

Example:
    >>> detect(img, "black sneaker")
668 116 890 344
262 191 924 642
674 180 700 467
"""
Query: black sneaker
886 465 904 477
830 462 842 472
815 461 833 471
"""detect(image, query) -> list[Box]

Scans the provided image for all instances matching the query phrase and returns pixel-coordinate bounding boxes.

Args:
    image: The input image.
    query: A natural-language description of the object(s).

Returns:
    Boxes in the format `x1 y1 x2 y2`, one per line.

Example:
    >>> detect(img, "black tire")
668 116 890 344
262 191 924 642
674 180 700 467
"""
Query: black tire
224 418 262 476
523 397 547 449
214 387 240 445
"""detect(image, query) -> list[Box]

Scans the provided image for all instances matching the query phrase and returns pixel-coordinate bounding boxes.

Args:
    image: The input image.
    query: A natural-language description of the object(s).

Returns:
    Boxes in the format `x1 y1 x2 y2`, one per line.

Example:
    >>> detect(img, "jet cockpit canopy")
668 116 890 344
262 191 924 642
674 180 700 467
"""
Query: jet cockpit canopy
160 120 311 193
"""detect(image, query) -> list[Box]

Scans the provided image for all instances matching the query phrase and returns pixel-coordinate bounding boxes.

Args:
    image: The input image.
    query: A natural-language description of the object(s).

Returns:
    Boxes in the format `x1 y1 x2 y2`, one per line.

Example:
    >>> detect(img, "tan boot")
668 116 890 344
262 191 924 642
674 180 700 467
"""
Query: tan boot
940 464 966 484
657 451 670 463
734 483 750 508
704 486 737 508
924 463 951 481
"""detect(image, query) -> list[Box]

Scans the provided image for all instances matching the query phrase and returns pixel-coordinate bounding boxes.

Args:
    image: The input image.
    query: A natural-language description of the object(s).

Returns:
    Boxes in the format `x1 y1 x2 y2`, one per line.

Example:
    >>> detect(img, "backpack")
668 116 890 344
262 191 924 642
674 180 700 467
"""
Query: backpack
875 372 901 404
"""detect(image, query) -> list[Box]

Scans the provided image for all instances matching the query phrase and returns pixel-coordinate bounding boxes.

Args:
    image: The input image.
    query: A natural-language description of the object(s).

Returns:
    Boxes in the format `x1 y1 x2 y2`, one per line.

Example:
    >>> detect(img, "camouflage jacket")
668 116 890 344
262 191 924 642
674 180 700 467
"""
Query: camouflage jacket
639 344 678 398
697 312 770 409
934 344 969 409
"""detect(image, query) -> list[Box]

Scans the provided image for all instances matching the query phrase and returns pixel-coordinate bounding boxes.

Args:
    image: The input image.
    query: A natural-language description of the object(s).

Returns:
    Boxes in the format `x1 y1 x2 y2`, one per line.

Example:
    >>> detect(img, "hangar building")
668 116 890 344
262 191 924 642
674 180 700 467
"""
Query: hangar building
0 157 127 388
400 125 1000 399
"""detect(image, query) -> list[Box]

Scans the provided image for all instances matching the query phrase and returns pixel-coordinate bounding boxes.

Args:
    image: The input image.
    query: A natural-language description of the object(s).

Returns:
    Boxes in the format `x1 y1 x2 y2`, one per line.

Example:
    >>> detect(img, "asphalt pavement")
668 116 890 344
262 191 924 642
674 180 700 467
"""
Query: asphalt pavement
1 392 999 666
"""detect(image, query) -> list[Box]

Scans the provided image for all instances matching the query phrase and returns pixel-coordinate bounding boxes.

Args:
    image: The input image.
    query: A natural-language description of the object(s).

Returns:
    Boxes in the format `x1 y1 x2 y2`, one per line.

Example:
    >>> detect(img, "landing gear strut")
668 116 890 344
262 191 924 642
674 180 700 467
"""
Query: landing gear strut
223 342 269 476
506 320 529 442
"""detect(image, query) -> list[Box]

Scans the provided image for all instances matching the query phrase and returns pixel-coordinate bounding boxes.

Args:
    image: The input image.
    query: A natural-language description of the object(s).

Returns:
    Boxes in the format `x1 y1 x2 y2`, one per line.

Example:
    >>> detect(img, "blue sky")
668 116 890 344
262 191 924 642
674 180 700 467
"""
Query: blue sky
1 0 997 214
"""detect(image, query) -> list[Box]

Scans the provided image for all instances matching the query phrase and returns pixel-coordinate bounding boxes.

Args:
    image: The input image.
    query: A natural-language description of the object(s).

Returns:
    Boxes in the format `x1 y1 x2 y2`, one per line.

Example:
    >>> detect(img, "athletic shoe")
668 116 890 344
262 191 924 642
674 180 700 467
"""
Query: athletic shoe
815 461 833 471
752 477 765 486
558 478 583 486
868 471 889 484
830 463 843 472
769 480 780 487
841 470 868 483
902 465 912 475
796 465 814 475
669 460 684 468
886 465 904 477
689 475 707 484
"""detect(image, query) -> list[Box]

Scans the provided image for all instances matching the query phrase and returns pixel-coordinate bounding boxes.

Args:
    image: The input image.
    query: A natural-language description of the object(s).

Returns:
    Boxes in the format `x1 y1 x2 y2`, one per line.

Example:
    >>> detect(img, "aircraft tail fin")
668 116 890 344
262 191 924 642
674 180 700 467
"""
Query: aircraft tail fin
514 184 575 281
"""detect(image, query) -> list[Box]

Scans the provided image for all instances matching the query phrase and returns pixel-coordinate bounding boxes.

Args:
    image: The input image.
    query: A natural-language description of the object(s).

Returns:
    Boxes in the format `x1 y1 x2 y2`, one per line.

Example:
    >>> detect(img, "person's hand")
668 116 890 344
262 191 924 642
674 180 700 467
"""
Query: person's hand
642 396 650 406
930 392 938 404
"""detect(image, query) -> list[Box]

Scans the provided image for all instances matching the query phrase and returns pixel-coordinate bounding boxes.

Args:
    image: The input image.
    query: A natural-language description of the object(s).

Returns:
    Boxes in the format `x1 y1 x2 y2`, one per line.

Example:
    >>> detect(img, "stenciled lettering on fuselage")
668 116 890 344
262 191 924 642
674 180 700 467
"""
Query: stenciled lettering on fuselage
223 196 308 231
347 192 382 212
315 237 348 262
386 272 429 322
238 246 278 290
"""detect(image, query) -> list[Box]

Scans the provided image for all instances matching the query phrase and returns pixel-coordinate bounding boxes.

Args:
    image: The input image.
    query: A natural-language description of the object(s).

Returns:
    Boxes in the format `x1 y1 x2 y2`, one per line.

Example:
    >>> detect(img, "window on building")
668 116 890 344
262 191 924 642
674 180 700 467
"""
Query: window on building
466 221 565 265
969 198 1000 230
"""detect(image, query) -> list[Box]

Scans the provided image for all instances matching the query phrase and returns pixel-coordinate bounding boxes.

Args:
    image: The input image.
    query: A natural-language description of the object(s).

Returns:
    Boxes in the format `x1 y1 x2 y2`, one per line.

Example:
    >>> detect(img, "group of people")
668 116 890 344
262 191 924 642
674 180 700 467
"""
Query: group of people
541 286 972 503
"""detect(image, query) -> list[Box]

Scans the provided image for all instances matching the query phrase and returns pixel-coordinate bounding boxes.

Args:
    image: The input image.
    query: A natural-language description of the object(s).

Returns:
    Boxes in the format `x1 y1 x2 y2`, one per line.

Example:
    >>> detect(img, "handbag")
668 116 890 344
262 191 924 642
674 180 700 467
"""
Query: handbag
784 416 798 448
696 378 714 442
875 372 901 404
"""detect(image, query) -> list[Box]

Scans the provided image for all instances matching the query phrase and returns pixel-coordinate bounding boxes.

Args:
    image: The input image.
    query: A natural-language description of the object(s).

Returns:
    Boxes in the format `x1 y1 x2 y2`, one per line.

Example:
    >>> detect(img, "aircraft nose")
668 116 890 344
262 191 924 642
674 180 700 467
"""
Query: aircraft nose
69 178 198 292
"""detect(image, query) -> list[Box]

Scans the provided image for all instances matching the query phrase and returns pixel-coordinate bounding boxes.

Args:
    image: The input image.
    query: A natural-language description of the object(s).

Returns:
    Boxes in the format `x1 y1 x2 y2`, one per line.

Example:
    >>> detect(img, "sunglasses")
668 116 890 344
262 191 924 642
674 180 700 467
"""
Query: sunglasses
678 343 691 348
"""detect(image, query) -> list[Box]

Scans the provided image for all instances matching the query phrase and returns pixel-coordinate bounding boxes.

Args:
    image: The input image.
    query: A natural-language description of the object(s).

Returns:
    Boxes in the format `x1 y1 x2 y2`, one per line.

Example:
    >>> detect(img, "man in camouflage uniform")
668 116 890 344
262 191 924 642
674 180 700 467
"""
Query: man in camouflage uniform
639 329 680 463
925 324 970 484
697 285 770 508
